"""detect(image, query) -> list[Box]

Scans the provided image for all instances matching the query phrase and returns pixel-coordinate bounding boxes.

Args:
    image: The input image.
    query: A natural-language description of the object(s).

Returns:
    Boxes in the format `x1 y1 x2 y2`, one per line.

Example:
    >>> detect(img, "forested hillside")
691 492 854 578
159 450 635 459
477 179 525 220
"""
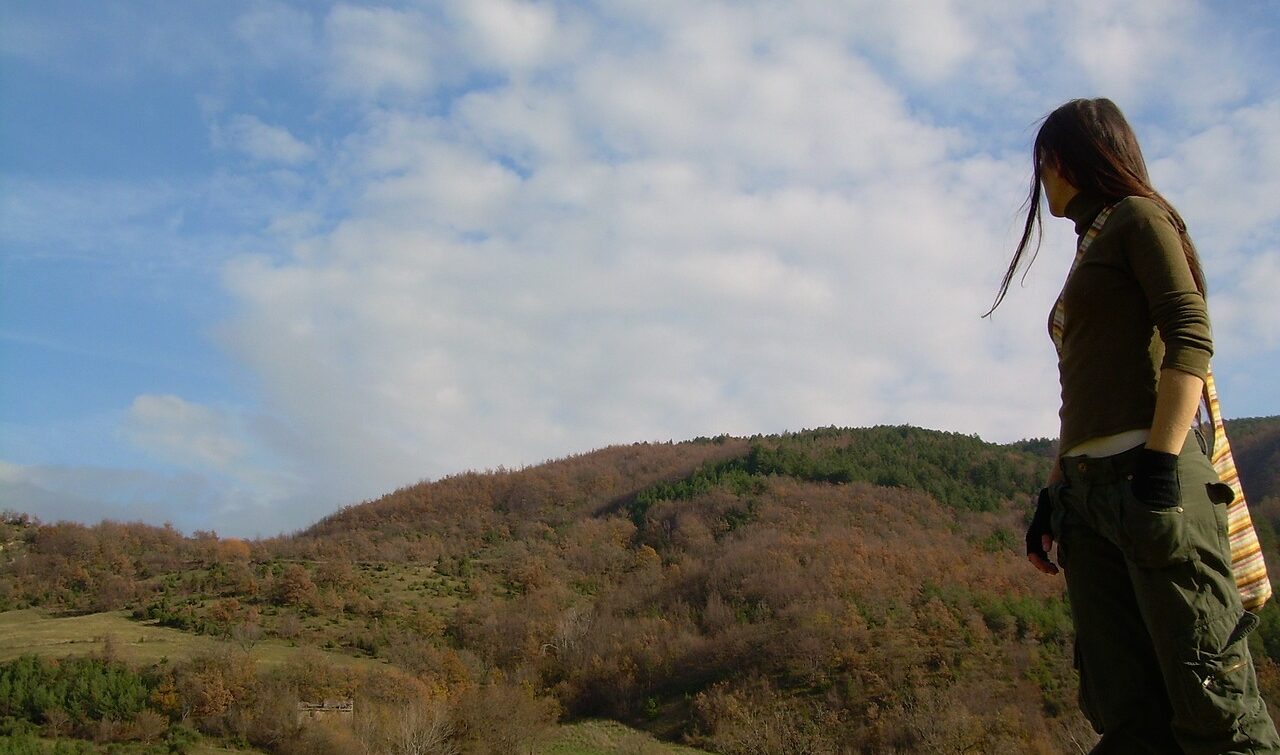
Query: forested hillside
2 419 1278 754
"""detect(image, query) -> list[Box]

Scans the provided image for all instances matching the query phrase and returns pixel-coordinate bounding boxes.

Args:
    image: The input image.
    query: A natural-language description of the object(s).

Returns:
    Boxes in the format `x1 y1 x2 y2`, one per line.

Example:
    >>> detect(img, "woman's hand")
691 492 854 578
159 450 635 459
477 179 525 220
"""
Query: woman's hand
1133 448 1180 508
1047 457 1064 486
1026 487 1060 575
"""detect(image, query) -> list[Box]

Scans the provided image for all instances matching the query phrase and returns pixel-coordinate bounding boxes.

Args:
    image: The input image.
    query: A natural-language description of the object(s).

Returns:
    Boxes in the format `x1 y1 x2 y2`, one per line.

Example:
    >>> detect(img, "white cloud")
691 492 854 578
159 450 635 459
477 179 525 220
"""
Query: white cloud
854 0 979 83
8 0 1280 537
126 395 245 470
233 1 319 67
113 395 320 533
218 114 315 165
202 1 1280 513
209 5 1057 504
1061 0 1248 115
1145 97 1280 366
452 0 562 71
1213 251 1280 354
1151 99 1280 261
582 12 958 177
324 5 438 99
0 462 213 530
1 178 175 254
0 458 326 538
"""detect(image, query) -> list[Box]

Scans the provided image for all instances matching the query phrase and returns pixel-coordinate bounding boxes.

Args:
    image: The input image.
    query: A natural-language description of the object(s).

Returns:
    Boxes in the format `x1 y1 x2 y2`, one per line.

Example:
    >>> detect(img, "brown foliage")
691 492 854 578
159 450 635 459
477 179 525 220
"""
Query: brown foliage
41 706 71 738
278 718 363 755
89 716 128 744
453 678 560 754
11 424 1278 752
217 537 252 563
130 709 170 742
242 677 302 750
173 650 258 724
354 698 459 755
450 582 576 668
274 562 318 609
276 610 304 640
692 676 843 754
284 437 751 563
208 597 243 631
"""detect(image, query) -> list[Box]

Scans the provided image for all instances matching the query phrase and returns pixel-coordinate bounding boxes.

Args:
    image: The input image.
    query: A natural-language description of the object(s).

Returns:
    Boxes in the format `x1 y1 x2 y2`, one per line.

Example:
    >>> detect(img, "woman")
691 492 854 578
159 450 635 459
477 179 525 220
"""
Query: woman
991 98 1280 753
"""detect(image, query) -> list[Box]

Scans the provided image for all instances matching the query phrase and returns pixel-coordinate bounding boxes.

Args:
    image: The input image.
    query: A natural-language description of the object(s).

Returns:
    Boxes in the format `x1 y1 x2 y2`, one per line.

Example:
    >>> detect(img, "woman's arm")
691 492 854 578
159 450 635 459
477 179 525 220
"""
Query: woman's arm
1132 368 1205 511
1146 367 1204 454
1122 202 1211 453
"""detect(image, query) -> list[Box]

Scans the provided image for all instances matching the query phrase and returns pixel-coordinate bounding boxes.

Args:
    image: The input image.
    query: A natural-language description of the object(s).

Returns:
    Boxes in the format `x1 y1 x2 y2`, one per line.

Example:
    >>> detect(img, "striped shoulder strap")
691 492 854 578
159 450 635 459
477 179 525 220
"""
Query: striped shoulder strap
1049 205 1115 354
1204 372 1271 610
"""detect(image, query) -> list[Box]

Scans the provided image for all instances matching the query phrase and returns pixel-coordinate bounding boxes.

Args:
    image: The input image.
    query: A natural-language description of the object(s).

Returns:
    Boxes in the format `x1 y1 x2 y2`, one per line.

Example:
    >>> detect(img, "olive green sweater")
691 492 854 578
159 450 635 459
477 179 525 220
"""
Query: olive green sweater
1054 192 1213 453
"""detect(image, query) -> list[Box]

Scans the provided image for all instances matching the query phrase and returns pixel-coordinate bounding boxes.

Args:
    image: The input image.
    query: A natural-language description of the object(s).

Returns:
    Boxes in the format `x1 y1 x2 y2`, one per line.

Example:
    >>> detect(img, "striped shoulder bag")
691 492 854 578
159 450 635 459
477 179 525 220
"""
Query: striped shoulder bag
1051 204 1271 611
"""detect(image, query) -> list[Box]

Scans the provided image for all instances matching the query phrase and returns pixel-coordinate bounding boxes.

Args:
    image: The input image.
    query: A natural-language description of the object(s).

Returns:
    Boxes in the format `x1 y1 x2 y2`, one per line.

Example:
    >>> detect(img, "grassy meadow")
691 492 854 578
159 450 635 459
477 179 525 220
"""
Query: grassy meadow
0 608 384 671
0 608 712 754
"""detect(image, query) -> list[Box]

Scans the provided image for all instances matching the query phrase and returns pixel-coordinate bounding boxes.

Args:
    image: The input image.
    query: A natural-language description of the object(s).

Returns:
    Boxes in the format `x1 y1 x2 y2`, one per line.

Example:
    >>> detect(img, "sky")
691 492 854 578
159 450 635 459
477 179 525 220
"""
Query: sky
1 1 1278 539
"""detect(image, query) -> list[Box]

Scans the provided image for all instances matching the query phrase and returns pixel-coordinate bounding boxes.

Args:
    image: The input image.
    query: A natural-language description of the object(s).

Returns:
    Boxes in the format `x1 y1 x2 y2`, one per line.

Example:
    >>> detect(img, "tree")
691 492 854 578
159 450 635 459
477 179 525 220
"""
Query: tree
274 564 317 610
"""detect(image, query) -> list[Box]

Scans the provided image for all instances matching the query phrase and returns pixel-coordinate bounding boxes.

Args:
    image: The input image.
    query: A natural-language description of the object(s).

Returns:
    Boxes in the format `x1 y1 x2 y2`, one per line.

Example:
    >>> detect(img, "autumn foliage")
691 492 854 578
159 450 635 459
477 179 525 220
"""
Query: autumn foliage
1 420 1279 753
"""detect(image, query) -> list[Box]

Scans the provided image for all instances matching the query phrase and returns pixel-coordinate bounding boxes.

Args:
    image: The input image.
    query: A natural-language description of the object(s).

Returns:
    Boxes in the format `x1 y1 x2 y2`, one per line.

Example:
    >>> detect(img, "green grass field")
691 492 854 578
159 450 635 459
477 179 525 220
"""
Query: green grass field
0 736 271 754
540 719 711 754
6 724 710 755
0 608 385 671
0 609 711 755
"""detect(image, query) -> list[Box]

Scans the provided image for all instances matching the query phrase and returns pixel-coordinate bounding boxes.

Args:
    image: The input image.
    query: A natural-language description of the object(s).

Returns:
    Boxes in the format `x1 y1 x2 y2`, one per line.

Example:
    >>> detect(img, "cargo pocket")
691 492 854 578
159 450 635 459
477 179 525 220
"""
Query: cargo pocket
1169 610 1257 734
1119 480 1194 569
1207 482 1235 556
1074 641 1103 734
1207 481 1236 506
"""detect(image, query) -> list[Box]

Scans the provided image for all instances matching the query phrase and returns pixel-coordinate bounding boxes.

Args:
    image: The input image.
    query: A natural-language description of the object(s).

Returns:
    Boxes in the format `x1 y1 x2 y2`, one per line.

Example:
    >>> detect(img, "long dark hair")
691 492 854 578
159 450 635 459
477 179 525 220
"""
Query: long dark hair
984 98 1205 316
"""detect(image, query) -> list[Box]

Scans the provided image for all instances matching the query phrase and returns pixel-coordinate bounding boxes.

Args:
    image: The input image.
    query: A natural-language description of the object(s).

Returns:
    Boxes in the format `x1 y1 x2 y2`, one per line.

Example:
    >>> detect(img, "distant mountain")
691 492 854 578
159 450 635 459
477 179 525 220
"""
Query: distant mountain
1229 416 1280 504
2 419 1278 754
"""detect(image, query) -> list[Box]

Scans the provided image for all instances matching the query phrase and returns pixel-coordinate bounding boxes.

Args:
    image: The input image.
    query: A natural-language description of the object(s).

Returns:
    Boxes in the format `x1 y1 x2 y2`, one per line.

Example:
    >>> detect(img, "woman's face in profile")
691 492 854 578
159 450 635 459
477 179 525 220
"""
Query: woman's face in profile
1039 157 1077 218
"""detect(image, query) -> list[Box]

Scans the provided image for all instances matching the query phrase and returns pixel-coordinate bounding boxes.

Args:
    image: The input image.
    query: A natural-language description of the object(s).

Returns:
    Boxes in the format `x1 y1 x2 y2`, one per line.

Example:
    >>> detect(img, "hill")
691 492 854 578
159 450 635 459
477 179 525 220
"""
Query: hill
1 419 1278 753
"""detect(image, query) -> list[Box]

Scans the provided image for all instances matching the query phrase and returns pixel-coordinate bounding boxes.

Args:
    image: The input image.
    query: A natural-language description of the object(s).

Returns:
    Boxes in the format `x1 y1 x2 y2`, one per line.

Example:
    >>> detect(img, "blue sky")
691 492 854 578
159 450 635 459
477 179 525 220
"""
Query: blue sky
2 1 1278 538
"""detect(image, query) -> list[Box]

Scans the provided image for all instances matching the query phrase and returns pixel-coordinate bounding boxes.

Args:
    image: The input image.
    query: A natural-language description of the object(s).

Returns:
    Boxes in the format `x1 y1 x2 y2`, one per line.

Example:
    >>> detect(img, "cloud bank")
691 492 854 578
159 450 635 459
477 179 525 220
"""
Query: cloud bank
4 1 1278 537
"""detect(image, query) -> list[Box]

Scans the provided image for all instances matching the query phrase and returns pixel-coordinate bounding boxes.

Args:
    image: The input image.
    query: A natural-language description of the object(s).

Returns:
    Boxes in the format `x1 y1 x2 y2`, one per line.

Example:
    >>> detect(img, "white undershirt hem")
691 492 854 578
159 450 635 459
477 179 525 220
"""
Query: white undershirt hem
1064 428 1152 458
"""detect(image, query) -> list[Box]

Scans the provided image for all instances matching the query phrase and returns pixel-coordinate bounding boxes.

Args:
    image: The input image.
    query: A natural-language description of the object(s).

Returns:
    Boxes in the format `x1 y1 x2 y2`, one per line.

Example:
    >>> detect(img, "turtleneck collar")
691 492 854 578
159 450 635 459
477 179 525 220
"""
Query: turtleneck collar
1063 191 1108 236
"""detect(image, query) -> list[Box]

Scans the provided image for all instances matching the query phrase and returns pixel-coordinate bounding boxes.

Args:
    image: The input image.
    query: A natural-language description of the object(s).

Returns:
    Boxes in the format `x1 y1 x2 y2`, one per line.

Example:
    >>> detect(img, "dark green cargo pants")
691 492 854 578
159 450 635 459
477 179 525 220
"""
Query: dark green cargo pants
1051 430 1280 754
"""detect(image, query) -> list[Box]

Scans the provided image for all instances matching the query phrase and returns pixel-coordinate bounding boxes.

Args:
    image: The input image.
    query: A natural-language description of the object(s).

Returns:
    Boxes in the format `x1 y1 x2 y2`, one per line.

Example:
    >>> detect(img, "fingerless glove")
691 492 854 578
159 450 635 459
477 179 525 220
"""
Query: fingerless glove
1026 487 1053 558
1132 448 1180 508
